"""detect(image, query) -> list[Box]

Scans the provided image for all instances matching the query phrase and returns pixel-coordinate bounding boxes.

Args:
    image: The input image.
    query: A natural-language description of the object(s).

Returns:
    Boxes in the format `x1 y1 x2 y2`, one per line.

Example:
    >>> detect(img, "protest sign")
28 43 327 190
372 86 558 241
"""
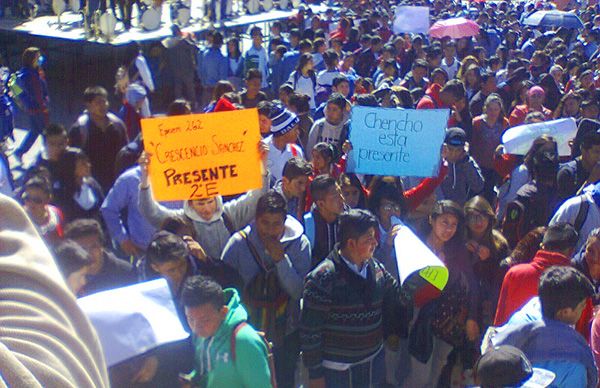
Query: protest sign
501 117 577 157
346 106 449 177
78 279 189 367
393 222 448 291
393 6 430 34
141 109 262 201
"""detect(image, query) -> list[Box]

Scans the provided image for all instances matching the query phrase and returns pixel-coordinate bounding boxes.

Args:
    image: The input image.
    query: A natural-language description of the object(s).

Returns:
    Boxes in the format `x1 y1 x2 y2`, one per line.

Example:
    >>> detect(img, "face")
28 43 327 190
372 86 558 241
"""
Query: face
527 92 545 108
413 66 427 80
557 299 587 325
485 101 502 120
581 74 594 89
153 255 188 287
75 158 92 180
317 184 345 216
341 185 361 208
585 237 600 280
582 144 600 167
325 103 343 125
564 97 580 116
333 82 350 98
87 96 109 118
256 212 286 242
346 227 378 262
246 78 261 94
73 234 104 274
283 175 308 199
303 59 314 72
189 198 218 221
22 187 50 220
432 73 447 86
185 303 227 338
378 198 402 225
431 213 459 243
466 210 489 236
311 151 329 172
444 144 465 163
45 134 68 161
67 266 89 296
252 33 263 47
258 114 272 135
280 125 300 144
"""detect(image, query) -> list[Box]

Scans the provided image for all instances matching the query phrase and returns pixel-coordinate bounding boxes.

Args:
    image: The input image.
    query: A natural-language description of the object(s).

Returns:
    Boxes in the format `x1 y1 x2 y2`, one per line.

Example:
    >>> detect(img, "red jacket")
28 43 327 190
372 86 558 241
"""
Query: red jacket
494 250 571 326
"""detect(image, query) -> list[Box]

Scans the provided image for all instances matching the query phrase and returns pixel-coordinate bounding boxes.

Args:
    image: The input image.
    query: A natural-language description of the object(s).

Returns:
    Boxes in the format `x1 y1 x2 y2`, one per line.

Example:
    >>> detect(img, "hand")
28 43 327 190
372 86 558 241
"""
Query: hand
309 377 326 388
386 224 402 247
120 239 142 257
342 140 352 155
132 356 158 383
465 319 479 342
263 236 285 262
183 235 208 261
451 109 462 123
465 240 479 254
138 151 151 188
258 141 269 170
494 144 505 157
477 245 491 261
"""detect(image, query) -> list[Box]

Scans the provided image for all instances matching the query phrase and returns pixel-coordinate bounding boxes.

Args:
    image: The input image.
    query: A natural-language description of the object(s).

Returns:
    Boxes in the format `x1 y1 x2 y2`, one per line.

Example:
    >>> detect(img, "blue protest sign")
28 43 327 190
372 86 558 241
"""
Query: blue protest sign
347 106 449 177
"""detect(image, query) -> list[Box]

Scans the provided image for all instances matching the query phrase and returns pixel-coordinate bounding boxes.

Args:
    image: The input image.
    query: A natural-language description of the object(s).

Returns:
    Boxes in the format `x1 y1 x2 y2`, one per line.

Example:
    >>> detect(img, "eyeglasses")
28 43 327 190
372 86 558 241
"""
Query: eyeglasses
382 204 402 213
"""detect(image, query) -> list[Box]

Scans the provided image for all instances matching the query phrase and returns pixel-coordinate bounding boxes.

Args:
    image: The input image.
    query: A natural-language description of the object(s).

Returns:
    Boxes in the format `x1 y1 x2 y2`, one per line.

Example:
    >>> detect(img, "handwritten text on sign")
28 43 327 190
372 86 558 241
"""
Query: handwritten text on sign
347 106 449 177
141 109 262 201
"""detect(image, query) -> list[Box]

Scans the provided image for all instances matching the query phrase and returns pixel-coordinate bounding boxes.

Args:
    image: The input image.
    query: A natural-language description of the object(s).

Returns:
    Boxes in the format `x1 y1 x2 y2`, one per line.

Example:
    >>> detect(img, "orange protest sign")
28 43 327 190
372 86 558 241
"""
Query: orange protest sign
141 109 262 201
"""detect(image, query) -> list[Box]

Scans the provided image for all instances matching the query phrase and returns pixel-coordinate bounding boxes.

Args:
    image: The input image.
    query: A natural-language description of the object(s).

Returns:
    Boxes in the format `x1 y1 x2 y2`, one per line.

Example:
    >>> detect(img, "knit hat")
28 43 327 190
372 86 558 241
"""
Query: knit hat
125 84 147 106
269 105 299 137
475 345 555 387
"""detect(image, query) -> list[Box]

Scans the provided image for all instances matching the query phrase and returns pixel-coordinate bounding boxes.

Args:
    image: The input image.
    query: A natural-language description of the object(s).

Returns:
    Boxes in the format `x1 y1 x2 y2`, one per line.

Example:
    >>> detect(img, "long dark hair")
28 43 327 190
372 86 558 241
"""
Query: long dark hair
296 53 315 77
421 200 465 246
227 37 241 59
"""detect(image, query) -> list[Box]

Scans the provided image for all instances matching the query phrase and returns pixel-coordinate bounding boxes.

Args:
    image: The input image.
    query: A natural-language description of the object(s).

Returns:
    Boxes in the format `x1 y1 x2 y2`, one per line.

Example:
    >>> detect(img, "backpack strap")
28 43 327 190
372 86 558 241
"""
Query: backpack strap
230 321 248 362
222 211 236 235
303 212 315 247
76 113 90 149
316 120 326 143
230 321 278 388
238 230 268 272
574 195 590 233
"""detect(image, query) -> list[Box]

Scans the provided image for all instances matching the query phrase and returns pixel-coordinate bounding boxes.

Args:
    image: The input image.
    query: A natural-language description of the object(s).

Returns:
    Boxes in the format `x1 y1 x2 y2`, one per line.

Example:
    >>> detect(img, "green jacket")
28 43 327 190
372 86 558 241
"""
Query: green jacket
191 288 272 388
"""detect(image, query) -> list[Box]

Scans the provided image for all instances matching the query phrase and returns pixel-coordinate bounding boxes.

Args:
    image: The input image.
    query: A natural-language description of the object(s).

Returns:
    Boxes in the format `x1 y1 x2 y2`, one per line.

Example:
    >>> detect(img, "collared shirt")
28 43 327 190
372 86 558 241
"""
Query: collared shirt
340 253 368 279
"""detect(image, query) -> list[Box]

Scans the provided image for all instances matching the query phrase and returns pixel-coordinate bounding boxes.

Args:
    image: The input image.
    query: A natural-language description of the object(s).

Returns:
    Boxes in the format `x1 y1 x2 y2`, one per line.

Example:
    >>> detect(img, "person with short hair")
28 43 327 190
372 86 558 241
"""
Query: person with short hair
300 209 409 388
273 157 312 220
222 191 310 388
64 218 135 296
557 129 600 200
306 93 348 159
181 275 273 387
240 68 268 109
494 223 579 326
495 266 597 387
68 86 129 191
264 104 303 181
54 239 92 296
20 176 64 246
243 27 269 90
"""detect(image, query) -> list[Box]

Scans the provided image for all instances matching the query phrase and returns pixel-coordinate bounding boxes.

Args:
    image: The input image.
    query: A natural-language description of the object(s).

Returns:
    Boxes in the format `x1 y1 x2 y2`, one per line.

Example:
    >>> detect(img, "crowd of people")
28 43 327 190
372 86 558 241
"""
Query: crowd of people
5 0 600 387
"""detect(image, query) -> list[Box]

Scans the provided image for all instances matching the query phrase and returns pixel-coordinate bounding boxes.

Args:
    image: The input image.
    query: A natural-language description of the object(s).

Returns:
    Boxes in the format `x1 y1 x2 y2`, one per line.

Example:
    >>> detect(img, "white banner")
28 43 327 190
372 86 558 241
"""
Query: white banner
501 117 577 157
393 6 430 34
78 278 189 367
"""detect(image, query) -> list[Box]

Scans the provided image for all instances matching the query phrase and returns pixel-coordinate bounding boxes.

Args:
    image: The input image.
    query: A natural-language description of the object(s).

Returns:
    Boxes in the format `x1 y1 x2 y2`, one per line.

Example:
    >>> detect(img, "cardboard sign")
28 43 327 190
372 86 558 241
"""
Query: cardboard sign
78 279 189 367
394 223 449 291
502 117 577 157
393 6 430 34
346 106 449 177
141 109 262 201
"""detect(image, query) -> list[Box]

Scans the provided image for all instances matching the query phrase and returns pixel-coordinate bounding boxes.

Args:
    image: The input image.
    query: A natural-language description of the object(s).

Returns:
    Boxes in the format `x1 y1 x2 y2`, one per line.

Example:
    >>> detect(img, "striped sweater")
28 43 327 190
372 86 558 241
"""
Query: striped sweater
300 245 408 379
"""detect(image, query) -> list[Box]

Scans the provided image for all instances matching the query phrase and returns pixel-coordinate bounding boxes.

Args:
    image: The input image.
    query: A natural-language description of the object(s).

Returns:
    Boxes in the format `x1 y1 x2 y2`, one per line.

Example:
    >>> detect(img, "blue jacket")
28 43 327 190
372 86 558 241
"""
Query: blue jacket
19 67 49 113
197 46 228 87
281 50 300 83
494 318 598 387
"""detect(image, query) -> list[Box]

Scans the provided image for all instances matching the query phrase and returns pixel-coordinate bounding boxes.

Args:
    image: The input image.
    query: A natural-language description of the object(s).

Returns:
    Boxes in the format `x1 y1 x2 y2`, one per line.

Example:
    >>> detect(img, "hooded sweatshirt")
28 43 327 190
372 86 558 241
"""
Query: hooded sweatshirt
305 117 346 160
139 173 269 260
436 154 485 206
222 215 311 334
190 288 272 388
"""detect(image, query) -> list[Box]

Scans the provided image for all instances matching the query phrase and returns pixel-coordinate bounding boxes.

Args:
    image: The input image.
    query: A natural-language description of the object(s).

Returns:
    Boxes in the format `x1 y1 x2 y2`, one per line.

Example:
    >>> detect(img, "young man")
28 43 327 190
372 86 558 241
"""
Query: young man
243 27 269 90
557 129 600 200
313 75 350 122
197 31 228 108
436 128 484 206
64 218 136 296
54 239 92 296
69 86 129 191
303 175 346 267
273 157 312 220
494 223 579 326
494 266 597 387
300 209 409 388
240 69 268 109
306 93 348 159
181 275 273 388
440 41 459 79
222 191 310 388
469 71 498 117
264 105 303 181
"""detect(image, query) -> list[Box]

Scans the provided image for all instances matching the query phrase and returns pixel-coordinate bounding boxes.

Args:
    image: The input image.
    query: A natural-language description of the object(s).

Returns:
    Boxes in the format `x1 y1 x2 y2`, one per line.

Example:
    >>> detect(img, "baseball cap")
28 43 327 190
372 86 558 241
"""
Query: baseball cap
445 127 467 147
475 345 555 387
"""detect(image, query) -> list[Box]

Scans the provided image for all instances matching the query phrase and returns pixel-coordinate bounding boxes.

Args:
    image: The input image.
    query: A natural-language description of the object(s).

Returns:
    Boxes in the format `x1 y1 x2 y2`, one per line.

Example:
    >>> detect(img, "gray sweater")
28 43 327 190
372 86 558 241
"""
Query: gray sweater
436 155 485 206
138 173 269 259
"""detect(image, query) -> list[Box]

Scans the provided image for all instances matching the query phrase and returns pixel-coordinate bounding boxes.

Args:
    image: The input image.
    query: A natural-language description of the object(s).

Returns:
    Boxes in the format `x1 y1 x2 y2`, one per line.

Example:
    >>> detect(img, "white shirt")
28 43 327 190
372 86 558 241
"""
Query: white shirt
340 254 368 279
264 135 305 181
550 191 600 253
441 57 460 79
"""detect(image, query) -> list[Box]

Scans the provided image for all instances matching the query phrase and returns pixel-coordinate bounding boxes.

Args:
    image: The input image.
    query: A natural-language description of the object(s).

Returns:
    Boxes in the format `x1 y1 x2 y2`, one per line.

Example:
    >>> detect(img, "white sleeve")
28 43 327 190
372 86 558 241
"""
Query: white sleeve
135 56 155 92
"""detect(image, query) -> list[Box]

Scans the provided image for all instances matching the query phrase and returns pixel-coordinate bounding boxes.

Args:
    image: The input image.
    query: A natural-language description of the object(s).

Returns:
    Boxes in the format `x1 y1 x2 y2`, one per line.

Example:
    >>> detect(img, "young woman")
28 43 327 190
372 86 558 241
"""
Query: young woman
464 196 509 329
471 94 509 203
226 37 244 91
21 176 64 247
553 91 582 119
405 200 479 387
287 53 317 110
60 149 104 223
311 142 343 178
462 64 482 102
337 173 367 209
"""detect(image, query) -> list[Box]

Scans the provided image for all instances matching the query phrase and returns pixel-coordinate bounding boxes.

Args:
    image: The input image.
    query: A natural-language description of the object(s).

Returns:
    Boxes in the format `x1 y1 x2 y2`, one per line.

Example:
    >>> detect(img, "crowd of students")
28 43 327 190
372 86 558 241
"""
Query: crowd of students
5 0 600 387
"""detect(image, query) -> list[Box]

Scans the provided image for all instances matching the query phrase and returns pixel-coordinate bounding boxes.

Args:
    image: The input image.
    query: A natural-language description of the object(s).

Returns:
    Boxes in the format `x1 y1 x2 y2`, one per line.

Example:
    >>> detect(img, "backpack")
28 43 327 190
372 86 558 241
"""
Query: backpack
231 321 278 388
291 70 317 93
7 71 27 111
238 230 289 347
